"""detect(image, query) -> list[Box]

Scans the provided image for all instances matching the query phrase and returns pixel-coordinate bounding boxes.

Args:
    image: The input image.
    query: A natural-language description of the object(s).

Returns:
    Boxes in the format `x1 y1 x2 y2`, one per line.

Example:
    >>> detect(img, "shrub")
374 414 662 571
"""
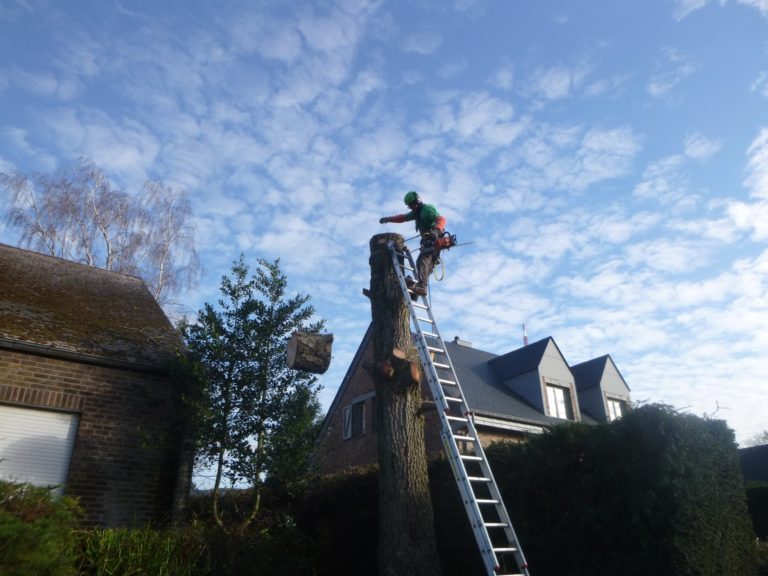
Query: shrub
487 404 758 576
0 480 80 576
76 525 207 576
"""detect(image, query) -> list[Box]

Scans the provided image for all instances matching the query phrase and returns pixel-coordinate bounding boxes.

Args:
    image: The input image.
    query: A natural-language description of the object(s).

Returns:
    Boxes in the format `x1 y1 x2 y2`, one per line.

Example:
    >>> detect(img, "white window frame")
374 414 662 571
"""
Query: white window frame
546 383 574 420
342 400 367 441
342 405 352 440
606 397 627 421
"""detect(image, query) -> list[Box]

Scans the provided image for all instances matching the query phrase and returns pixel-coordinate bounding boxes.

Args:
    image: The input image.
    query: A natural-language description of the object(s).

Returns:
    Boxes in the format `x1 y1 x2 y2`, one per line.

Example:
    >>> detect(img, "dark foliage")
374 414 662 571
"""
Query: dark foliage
747 486 768 540
0 481 81 576
487 404 757 576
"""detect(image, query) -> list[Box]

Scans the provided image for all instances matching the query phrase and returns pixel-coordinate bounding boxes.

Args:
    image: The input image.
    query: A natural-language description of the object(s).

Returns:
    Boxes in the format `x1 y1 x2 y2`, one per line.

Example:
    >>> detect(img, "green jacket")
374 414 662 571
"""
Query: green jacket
404 203 440 233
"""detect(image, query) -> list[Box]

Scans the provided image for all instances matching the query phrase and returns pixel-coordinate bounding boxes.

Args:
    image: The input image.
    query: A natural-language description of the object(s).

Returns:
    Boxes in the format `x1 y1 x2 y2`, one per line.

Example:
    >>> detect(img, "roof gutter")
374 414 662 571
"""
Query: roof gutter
0 336 171 375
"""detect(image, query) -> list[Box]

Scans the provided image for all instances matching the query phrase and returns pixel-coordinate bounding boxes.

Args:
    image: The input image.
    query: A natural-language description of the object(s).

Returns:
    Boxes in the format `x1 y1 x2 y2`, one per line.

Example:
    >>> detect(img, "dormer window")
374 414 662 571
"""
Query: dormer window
606 397 628 421
546 383 574 420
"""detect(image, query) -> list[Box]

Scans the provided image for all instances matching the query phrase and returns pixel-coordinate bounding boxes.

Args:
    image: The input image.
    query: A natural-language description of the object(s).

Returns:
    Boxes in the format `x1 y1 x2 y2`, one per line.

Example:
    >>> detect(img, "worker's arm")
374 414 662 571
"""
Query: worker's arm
379 214 407 223
379 211 415 224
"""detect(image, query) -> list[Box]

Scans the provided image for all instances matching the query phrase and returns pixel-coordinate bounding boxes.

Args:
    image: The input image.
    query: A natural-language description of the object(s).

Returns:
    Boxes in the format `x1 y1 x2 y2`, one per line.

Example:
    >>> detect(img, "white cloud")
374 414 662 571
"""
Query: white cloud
744 126 768 198
402 31 442 55
738 0 768 17
583 73 630 99
683 132 722 160
490 65 514 90
673 0 710 20
647 48 698 99
751 71 768 98
625 238 711 273
633 155 689 204
525 62 591 101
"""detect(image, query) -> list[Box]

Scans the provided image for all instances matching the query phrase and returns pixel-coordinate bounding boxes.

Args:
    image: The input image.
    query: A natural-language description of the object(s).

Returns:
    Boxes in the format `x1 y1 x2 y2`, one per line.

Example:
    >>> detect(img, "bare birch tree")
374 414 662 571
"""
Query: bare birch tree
1 158 198 306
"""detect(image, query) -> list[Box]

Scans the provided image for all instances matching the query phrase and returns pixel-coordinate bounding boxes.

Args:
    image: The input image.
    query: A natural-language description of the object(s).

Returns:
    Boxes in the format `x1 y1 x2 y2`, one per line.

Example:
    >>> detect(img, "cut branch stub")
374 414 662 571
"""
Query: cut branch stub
286 332 333 374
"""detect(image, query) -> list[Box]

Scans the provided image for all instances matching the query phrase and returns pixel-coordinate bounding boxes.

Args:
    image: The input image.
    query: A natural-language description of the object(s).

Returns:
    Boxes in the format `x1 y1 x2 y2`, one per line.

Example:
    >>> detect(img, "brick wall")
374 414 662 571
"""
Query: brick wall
314 343 524 476
0 347 181 527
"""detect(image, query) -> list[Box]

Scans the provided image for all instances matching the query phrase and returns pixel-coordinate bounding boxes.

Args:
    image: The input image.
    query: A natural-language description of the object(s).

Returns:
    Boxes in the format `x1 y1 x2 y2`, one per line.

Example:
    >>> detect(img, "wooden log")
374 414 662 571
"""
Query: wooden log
286 332 333 374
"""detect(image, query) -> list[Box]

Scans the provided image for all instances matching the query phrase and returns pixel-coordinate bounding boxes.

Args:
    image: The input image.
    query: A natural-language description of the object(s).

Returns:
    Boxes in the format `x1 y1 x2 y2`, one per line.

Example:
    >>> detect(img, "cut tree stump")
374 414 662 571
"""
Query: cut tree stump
286 332 333 374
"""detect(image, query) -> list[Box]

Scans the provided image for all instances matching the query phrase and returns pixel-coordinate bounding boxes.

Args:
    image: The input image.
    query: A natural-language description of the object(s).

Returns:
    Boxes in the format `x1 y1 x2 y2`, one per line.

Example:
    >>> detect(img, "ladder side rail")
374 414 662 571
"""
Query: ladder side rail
462 413 530 572
388 242 530 576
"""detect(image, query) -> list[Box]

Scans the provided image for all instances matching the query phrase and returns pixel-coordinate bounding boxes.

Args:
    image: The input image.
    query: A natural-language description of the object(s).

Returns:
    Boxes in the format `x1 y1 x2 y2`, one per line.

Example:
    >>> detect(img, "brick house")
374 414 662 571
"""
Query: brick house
314 323 631 475
0 243 185 526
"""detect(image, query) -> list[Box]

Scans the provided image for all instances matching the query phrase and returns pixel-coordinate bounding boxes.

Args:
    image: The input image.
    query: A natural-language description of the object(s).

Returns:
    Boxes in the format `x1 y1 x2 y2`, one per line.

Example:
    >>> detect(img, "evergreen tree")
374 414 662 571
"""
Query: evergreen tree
183 255 324 532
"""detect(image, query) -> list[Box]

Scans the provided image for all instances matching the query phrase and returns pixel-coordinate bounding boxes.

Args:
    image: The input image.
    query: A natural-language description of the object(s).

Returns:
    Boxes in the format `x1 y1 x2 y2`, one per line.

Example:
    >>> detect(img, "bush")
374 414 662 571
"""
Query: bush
76 525 207 576
487 404 758 576
748 485 768 540
188 484 319 576
757 540 768 576
0 480 81 576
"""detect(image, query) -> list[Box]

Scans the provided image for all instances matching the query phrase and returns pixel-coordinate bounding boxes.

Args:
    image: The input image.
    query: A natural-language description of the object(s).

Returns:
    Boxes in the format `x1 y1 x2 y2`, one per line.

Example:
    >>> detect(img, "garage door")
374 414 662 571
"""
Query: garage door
0 404 79 493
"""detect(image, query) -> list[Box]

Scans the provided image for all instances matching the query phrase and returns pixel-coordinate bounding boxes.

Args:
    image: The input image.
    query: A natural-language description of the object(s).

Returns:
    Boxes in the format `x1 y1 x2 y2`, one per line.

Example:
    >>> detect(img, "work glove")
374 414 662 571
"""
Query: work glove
379 216 390 224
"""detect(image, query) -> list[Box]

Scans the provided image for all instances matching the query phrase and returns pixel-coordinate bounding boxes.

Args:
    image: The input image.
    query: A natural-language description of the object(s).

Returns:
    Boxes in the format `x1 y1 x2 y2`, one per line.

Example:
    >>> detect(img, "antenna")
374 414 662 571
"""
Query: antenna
523 323 528 346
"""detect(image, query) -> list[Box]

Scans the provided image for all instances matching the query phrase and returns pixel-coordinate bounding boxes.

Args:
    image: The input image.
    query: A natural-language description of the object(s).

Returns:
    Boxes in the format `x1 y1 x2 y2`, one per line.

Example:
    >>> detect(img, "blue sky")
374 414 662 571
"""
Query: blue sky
1 0 767 445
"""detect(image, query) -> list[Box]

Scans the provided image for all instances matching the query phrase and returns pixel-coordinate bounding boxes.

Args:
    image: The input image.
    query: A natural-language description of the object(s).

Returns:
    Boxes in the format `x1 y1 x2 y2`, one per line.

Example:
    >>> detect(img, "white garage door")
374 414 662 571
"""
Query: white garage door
0 404 79 492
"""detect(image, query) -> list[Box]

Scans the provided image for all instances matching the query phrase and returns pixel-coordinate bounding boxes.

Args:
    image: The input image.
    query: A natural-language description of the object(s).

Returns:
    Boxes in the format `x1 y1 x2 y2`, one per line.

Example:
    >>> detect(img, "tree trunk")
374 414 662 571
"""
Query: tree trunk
368 233 442 576
286 331 333 374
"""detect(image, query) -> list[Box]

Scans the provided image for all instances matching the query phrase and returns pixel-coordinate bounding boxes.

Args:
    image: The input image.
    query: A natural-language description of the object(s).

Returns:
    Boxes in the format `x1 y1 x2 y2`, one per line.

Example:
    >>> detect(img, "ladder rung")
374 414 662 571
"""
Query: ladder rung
476 498 500 504
446 415 468 422
467 476 491 483
439 378 456 386
493 547 518 553
433 362 450 369
460 455 483 461
445 396 462 402
484 522 509 528
422 331 438 338
427 345 444 354
413 302 428 309
416 315 434 324
453 435 476 442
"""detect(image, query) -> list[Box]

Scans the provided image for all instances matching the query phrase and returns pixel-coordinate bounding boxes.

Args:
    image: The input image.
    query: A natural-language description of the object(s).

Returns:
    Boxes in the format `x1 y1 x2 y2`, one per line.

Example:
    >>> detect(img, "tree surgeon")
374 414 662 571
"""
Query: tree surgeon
379 191 453 297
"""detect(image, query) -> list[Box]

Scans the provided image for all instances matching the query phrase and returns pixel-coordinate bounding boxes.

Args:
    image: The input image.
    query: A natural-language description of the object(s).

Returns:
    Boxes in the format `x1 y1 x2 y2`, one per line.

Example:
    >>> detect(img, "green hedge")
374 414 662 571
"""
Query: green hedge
487 404 757 576
747 485 768 540
0 481 80 576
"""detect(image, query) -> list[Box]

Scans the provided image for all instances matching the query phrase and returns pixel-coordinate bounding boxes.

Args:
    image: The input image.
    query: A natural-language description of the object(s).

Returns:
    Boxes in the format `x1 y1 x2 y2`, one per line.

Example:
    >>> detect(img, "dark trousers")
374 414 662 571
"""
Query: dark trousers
417 245 438 286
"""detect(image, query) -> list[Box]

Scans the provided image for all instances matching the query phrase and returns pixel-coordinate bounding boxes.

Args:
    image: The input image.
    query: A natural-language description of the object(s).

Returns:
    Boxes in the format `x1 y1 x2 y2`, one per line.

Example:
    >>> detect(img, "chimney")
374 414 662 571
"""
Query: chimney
523 323 529 346
453 336 472 347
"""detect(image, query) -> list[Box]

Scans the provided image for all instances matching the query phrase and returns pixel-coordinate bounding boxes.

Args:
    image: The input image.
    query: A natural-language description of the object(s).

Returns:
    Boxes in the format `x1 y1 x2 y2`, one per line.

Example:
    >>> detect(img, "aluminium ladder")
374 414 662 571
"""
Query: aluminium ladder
388 240 531 576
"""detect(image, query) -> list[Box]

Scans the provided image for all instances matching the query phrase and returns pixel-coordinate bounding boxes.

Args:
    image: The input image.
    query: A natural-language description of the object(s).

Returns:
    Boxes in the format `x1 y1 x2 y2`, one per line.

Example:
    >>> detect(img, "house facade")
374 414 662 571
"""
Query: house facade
0 244 185 526
314 323 631 476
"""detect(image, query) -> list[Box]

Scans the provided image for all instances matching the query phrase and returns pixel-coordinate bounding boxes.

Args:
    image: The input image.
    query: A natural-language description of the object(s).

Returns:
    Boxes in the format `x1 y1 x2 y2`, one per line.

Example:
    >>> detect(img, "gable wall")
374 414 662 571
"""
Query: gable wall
602 360 630 397
314 345 379 475
540 340 580 420
0 347 181 527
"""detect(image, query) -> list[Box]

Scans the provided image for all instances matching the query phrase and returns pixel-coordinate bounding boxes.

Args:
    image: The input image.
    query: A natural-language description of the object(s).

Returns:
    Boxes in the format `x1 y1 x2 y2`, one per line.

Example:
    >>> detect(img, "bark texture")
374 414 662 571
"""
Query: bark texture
369 233 442 576
286 331 333 374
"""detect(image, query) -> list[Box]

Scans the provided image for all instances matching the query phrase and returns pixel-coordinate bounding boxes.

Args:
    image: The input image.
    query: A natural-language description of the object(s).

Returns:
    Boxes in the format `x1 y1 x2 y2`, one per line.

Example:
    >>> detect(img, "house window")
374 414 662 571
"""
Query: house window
606 398 627 421
546 384 574 420
342 400 366 440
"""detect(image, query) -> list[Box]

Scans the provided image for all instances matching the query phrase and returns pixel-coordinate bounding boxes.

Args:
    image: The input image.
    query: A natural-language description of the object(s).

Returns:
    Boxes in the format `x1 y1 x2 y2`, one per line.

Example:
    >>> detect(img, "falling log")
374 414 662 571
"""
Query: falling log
286 332 334 374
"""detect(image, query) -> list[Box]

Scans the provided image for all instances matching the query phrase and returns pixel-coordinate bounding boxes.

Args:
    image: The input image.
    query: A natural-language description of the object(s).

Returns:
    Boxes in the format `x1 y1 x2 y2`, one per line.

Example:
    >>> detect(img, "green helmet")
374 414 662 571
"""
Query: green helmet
403 191 420 205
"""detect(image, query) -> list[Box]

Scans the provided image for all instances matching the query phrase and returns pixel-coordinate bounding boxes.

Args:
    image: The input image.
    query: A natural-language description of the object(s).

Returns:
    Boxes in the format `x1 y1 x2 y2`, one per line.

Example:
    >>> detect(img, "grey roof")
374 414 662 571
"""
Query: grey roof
0 243 181 368
571 355 609 391
487 337 551 380
444 339 563 427
571 354 630 392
